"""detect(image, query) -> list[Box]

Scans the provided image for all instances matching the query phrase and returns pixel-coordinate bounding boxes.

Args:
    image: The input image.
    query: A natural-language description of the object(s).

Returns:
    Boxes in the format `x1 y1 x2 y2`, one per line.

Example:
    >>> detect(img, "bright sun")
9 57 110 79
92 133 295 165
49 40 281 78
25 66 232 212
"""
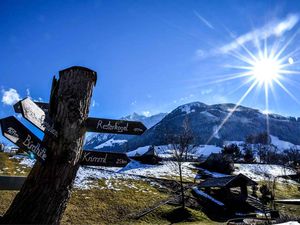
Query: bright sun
251 57 281 84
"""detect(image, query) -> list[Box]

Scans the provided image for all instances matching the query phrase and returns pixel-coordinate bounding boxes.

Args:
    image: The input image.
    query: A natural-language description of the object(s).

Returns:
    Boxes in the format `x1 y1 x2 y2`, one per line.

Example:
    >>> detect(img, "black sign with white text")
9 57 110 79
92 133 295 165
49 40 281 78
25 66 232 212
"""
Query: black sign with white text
80 150 130 167
85 118 147 135
0 116 47 161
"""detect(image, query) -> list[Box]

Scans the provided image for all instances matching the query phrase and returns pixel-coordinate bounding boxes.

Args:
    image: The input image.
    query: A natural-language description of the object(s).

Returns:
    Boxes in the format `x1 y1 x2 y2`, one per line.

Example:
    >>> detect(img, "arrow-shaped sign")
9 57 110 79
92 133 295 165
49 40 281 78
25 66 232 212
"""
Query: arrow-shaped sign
0 116 130 167
80 150 130 167
14 101 49 114
19 98 58 138
85 117 147 135
13 101 147 135
0 176 26 190
0 116 47 161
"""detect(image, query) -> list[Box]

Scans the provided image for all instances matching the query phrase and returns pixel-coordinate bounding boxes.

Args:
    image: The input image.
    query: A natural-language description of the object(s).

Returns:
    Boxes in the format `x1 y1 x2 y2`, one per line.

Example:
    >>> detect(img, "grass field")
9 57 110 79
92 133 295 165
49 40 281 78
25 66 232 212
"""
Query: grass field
1 152 299 224
0 179 216 225
0 152 216 224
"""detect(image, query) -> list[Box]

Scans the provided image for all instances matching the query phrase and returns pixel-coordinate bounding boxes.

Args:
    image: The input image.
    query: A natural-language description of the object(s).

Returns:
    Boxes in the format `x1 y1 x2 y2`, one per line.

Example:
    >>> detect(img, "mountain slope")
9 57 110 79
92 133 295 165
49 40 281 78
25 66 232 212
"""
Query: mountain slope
124 102 300 151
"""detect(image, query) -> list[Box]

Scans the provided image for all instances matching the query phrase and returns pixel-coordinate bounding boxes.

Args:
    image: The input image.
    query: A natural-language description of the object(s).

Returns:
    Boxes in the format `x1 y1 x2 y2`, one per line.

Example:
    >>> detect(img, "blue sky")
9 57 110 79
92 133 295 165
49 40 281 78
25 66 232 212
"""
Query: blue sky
1 0 300 143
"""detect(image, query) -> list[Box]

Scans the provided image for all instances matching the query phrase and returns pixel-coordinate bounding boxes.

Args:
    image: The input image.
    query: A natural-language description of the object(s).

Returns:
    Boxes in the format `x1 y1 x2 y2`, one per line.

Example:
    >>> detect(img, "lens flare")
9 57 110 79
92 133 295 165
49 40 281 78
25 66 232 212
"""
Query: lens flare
206 34 300 144
251 57 280 84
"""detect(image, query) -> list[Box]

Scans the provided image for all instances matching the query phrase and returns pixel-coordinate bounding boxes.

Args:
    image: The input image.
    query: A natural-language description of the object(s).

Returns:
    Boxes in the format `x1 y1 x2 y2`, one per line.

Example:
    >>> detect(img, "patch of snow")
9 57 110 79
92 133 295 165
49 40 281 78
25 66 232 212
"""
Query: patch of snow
118 160 195 179
180 105 195 114
223 141 244 146
74 166 138 190
275 222 300 225
11 155 36 167
127 146 150 157
74 160 196 189
270 135 297 150
193 145 222 156
275 199 300 202
200 111 217 119
194 167 228 178
192 187 225 206
153 144 221 158
95 139 127 149
234 163 297 181
19 158 36 167
178 102 205 114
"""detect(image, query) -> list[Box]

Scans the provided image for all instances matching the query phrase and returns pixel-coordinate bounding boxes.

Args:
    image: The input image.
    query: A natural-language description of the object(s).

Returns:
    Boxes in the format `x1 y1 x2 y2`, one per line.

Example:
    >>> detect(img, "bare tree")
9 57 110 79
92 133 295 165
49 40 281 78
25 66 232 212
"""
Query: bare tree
165 117 194 208
284 147 300 168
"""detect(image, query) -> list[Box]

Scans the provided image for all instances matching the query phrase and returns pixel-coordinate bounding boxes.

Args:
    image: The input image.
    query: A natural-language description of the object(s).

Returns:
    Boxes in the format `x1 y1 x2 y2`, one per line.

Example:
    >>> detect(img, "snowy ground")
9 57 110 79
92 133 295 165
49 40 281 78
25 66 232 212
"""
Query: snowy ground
234 163 297 181
75 160 195 189
13 154 299 190
17 156 195 189
276 222 300 225
127 144 222 158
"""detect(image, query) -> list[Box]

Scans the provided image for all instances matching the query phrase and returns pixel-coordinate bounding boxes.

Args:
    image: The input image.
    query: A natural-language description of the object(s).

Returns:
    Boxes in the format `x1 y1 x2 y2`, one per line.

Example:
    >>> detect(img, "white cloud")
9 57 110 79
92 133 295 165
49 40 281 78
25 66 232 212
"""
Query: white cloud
201 88 213 95
131 100 137 106
1 88 21 106
194 11 215 30
218 14 299 54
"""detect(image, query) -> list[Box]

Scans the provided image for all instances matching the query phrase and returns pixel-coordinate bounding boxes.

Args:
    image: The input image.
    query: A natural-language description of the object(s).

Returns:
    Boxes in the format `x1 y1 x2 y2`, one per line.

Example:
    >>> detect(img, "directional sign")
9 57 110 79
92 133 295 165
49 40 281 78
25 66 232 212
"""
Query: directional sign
0 116 47 161
19 98 58 137
0 175 26 190
85 117 147 135
14 101 49 114
80 150 130 167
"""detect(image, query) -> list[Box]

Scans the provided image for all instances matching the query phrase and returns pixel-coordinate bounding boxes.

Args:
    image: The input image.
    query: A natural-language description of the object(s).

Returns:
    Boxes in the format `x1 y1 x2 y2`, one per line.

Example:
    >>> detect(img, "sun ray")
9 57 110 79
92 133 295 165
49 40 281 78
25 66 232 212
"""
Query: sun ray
205 30 300 145
273 78 300 105
206 80 258 144
264 82 270 135
274 30 300 60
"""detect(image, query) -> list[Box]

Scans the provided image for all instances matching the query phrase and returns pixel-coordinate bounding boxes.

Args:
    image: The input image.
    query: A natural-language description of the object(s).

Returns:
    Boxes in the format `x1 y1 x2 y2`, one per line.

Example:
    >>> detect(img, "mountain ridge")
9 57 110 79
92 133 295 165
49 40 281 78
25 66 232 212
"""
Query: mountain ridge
85 101 300 151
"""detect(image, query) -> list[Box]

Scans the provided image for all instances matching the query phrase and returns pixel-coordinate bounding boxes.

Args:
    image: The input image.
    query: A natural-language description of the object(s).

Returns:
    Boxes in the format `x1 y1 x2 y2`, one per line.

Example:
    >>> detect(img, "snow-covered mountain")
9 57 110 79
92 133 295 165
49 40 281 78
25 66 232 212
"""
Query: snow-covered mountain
84 112 167 150
85 101 300 152
122 102 300 151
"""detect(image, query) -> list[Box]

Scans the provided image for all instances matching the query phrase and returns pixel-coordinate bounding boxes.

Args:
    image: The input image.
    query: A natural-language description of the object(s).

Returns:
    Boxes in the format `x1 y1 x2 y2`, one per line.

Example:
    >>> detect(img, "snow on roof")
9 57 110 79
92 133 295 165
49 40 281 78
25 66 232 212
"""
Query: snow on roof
198 173 257 188
192 187 225 206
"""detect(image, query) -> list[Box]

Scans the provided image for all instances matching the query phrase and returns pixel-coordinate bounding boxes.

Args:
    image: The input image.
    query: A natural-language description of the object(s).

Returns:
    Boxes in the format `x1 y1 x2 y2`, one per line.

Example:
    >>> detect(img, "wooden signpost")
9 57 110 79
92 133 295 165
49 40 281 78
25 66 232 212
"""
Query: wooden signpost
19 98 58 137
0 116 47 161
0 116 131 167
0 66 148 224
14 101 147 136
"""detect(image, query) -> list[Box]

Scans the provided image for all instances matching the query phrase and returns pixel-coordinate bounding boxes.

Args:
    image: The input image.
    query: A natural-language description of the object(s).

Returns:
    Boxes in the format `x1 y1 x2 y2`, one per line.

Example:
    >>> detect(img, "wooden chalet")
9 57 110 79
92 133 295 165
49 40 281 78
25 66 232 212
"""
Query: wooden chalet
197 173 257 201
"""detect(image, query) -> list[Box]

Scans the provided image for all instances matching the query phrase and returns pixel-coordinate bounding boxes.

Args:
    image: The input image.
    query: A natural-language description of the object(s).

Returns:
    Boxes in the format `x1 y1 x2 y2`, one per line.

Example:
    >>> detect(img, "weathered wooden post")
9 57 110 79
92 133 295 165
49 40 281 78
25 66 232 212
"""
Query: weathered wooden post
0 66 97 224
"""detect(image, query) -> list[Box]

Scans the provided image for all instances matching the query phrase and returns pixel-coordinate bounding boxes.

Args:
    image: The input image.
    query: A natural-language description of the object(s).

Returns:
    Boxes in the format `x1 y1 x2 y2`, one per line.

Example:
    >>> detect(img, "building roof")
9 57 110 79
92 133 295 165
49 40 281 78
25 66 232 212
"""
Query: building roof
198 173 257 188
